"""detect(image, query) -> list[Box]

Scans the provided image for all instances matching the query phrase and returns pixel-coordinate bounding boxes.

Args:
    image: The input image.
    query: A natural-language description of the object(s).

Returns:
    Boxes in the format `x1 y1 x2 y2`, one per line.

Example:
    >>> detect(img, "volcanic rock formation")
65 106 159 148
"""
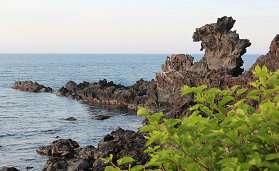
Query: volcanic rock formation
191 16 251 76
37 128 150 171
12 81 52 93
249 34 279 72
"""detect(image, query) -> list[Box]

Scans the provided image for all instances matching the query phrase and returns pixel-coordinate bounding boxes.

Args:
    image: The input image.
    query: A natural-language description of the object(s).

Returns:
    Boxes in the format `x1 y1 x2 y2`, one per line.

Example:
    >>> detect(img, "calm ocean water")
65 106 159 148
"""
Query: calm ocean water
0 53 261 170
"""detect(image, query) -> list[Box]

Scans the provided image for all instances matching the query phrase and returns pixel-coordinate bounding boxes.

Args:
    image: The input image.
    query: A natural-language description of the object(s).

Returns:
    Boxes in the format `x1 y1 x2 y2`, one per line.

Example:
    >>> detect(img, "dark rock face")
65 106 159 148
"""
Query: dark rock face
93 127 149 166
38 128 149 171
64 117 77 121
269 34 279 54
0 167 19 171
91 115 111 120
42 157 90 171
12 81 52 92
56 79 158 111
250 34 279 72
76 145 96 160
192 16 251 76
36 139 79 157
161 54 194 72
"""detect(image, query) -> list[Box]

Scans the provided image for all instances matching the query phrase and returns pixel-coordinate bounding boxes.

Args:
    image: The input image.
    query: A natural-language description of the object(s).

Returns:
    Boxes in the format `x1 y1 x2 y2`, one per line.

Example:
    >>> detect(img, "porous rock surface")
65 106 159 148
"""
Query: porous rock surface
191 16 251 76
0 167 19 171
249 34 279 72
38 127 149 171
12 81 52 92
56 79 158 112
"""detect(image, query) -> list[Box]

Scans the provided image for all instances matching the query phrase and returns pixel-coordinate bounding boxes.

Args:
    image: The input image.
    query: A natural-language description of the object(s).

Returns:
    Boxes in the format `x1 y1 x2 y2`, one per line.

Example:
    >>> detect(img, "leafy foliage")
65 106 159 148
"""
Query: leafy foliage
104 65 279 171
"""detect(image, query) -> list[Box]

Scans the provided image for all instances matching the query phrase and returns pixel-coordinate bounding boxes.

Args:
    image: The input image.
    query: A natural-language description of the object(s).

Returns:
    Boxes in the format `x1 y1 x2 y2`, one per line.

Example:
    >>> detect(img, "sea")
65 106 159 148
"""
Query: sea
0 53 262 170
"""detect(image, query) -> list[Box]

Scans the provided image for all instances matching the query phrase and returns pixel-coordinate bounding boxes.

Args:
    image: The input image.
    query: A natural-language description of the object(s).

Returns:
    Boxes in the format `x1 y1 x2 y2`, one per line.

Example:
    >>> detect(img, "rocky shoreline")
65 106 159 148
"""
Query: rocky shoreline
6 16 279 171
12 81 52 93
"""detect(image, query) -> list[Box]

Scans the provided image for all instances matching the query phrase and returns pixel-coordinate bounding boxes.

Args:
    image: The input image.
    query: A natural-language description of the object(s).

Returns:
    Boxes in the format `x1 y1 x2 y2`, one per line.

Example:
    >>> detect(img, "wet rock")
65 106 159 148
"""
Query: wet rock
91 115 111 120
36 139 79 157
92 159 112 171
25 166 33 170
65 81 78 92
39 127 149 170
42 157 90 171
93 127 150 168
64 117 77 121
42 157 68 171
76 145 96 160
0 167 19 171
12 81 52 92
56 87 68 96
67 158 90 171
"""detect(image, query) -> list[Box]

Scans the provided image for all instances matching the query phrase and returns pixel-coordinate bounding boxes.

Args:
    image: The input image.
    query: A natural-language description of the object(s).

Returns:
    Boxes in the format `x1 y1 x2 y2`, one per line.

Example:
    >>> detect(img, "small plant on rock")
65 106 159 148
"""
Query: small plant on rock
104 65 279 171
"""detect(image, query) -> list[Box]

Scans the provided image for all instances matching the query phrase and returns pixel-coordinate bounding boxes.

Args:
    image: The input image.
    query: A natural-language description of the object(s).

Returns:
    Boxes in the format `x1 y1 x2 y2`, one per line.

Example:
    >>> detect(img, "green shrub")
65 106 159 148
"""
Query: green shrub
103 65 279 171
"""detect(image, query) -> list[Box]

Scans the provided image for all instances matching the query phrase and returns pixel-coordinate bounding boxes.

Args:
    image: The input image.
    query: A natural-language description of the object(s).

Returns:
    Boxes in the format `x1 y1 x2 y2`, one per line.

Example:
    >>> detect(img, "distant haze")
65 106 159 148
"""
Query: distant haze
0 0 278 54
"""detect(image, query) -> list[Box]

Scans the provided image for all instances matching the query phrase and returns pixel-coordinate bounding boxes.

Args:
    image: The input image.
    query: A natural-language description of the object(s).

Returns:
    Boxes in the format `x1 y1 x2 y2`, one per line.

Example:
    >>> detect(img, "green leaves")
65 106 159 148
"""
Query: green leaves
236 88 248 96
117 157 135 166
137 106 149 117
104 65 279 171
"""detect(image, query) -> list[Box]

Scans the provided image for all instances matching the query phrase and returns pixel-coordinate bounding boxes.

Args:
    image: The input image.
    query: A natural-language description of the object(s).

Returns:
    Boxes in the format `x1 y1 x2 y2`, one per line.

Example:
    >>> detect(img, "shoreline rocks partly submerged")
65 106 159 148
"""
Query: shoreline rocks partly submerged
37 127 149 171
12 81 52 93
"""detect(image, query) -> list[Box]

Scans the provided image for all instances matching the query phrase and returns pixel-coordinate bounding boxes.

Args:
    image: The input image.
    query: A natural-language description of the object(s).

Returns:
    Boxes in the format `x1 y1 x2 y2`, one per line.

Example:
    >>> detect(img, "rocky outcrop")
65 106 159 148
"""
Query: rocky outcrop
12 81 52 92
249 34 279 72
38 127 149 171
269 34 279 54
192 16 251 76
56 79 158 111
36 139 79 157
161 54 194 72
0 167 19 171
42 157 90 171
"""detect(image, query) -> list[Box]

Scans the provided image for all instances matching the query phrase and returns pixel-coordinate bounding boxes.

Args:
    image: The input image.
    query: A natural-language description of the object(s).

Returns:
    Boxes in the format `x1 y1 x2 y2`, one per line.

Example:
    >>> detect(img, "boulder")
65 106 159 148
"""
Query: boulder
42 157 90 171
64 117 77 121
12 81 52 92
39 127 150 170
76 145 96 160
91 115 111 120
93 127 150 168
36 139 79 157
0 167 19 171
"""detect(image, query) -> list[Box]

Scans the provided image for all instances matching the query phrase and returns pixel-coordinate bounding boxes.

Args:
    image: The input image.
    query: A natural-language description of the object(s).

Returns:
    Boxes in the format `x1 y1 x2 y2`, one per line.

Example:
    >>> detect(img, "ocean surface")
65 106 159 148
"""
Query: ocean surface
0 53 262 170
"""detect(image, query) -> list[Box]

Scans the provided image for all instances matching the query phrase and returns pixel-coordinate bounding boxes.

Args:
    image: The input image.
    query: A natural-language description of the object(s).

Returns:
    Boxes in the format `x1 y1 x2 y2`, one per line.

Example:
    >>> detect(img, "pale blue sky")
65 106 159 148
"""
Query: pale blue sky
0 0 278 54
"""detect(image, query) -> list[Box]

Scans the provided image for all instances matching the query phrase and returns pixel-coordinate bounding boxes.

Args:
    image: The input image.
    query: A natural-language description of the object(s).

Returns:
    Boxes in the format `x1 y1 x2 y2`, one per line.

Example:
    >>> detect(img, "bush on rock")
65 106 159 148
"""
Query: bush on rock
103 65 279 171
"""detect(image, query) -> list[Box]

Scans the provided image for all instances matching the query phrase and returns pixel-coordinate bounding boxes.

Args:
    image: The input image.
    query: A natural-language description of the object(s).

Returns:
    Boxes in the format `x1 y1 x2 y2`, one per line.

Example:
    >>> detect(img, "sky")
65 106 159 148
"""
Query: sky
0 0 278 54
